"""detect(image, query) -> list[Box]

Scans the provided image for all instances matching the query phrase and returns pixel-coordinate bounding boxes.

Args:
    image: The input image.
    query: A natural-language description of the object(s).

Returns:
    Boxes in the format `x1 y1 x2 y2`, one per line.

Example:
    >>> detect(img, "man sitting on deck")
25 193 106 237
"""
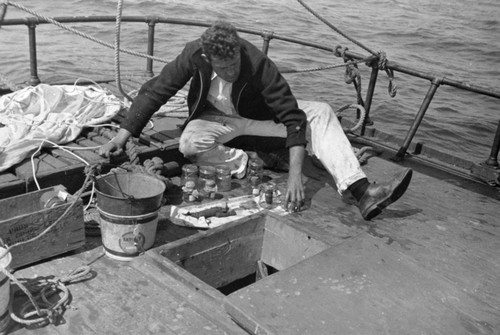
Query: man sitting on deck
99 20 412 220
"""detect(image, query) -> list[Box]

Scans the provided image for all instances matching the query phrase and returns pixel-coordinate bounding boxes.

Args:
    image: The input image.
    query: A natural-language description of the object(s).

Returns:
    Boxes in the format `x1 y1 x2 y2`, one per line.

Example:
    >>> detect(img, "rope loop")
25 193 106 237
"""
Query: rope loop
334 45 348 58
335 103 366 133
344 62 360 85
3 264 91 326
386 68 398 97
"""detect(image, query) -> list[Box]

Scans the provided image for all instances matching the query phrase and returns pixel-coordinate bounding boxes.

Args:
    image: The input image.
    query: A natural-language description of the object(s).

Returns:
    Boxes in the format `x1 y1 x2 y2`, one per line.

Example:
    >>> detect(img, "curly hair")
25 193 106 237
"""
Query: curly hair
201 21 241 60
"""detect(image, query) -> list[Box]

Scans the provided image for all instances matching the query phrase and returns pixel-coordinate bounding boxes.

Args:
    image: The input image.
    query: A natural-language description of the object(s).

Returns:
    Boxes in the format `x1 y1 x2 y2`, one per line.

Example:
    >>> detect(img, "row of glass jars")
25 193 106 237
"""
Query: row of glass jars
181 157 265 199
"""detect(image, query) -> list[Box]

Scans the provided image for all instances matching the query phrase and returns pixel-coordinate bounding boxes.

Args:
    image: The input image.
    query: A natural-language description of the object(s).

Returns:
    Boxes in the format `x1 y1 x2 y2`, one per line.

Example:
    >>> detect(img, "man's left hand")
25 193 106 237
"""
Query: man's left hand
285 145 306 212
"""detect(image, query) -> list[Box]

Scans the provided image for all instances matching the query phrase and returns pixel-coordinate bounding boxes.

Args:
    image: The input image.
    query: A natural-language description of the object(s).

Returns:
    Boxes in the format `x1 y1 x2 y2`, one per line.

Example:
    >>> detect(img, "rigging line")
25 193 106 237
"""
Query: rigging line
296 0 378 57
115 0 133 102
280 58 369 74
4 1 169 63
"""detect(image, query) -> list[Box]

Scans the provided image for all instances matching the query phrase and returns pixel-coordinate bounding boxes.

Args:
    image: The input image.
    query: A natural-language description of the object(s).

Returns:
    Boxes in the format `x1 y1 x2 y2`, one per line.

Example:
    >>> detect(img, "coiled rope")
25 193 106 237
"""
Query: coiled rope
0 165 99 326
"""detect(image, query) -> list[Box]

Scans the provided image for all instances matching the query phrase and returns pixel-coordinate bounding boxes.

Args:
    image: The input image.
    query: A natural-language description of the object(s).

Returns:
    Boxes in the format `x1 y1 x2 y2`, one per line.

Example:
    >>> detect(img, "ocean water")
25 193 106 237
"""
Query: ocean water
1 0 499 163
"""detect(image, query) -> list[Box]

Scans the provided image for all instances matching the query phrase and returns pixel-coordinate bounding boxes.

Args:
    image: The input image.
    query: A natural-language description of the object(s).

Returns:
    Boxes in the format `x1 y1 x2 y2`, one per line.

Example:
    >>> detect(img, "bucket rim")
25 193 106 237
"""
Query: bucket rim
95 172 166 200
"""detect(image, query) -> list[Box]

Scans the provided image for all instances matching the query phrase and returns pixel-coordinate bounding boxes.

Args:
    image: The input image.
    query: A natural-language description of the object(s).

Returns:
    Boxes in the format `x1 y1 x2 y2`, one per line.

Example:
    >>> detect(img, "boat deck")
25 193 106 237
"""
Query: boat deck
1 81 500 334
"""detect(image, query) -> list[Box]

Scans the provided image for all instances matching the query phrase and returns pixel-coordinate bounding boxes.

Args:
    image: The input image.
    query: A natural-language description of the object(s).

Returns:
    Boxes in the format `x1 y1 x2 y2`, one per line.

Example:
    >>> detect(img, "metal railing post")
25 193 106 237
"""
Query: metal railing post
145 18 156 77
394 77 442 161
361 65 379 135
485 119 500 167
261 31 274 55
27 22 41 86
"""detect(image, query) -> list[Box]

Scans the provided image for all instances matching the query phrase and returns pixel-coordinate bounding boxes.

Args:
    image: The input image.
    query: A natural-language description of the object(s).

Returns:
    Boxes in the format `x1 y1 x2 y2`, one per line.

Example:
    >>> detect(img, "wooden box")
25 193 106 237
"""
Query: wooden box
0 185 85 269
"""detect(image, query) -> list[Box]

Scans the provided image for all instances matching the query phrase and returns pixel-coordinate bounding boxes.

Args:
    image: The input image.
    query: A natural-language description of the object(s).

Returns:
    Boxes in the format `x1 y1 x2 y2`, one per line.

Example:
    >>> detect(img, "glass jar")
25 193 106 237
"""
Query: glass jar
264 183 274 205
198 165 216 189
203 179 217 199
250 176 261 196
215 165 232 192
182 180 197 202
247 157 264 183
181 164 198 186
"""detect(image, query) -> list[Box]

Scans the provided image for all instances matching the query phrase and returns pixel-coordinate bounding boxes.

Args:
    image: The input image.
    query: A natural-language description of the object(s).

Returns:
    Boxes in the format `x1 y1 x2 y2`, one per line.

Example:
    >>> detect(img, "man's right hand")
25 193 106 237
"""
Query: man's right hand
98 141 124 158
98 128 132 158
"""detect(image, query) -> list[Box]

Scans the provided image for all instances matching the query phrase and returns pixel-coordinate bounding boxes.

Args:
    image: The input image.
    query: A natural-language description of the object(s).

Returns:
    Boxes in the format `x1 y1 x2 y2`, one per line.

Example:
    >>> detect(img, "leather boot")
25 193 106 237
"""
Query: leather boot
358 168 413 220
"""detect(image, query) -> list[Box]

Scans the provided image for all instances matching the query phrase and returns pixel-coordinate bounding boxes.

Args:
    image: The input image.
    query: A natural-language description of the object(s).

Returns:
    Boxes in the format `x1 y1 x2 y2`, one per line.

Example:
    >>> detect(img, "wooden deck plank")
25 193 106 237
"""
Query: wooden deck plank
358 157 500 315
274 154 500 317
224 233 498 335
9 247 247 335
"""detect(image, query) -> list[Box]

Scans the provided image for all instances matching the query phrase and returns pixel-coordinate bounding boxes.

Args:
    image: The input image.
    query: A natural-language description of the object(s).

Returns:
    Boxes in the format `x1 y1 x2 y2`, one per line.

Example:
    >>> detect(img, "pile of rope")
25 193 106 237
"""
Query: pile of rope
0 164 100 327
8 266 92 327
108 156 171 184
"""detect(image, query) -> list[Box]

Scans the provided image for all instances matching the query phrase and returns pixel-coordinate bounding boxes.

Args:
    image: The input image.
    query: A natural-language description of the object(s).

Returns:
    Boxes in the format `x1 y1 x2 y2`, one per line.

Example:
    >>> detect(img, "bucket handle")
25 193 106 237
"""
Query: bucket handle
101 173 136 200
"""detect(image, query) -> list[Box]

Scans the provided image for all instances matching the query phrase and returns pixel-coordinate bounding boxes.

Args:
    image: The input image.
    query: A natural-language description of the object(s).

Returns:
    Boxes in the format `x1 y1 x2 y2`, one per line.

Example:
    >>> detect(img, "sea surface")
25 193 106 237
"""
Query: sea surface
1 0 499 163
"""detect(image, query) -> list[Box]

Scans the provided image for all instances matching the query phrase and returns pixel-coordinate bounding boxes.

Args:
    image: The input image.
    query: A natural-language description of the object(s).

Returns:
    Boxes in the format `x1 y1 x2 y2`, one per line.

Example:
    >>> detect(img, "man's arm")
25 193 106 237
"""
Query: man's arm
285 144 306 211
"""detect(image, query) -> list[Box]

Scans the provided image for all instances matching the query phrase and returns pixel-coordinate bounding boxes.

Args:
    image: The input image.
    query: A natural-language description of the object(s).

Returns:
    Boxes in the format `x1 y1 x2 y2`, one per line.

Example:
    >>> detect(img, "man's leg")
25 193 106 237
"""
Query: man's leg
298 100 412 220
298 100 366 194
179 114 286 178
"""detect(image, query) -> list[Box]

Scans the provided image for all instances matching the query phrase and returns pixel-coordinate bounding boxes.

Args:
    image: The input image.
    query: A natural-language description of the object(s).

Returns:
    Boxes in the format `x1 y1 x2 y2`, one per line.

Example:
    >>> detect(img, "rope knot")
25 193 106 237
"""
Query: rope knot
334 45 350 59
376 50 398 98
377 50 387 70
84 164 101 178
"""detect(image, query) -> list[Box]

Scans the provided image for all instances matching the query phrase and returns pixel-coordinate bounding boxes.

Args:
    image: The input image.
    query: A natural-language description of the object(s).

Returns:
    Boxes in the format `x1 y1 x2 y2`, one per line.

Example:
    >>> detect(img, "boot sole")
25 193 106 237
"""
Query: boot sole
363 169 413 220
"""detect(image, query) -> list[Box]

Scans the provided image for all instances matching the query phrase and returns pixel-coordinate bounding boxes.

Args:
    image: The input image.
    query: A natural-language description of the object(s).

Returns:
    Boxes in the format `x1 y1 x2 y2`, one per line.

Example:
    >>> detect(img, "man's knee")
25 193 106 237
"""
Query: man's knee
178 135 195 156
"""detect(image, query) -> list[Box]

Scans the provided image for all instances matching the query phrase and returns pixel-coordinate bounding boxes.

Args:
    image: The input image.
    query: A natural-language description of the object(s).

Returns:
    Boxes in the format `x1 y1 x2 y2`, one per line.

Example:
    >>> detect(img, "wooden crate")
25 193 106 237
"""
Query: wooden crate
0 185 85 269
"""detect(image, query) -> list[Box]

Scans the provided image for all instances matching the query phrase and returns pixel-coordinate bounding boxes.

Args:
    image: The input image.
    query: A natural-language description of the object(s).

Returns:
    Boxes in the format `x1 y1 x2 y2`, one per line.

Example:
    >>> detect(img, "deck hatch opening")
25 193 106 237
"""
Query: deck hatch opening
158 213 329 295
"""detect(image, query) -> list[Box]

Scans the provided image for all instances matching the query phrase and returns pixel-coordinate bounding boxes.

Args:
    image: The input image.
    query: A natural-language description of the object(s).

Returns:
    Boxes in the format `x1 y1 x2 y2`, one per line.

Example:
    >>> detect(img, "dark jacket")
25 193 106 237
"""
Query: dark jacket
121 38 307 148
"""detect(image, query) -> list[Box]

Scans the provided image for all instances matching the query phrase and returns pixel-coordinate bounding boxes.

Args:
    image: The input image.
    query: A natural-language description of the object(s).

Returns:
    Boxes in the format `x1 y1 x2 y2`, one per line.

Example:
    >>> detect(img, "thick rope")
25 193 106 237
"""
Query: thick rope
114 0 133 102
335 103 366 134
280 58 368 74
0 166 98 325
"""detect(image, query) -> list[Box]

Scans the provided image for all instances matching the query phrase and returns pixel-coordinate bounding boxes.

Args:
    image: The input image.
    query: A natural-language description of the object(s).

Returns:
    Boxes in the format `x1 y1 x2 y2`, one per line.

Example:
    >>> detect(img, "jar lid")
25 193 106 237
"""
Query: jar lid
249 157 263 167
182 164 198 172
216 165 231 174
199 165 216 174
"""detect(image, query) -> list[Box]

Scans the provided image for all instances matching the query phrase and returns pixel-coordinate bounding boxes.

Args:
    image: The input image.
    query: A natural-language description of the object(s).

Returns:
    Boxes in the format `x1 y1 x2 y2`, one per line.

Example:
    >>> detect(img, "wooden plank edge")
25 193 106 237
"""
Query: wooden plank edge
223 299 277 335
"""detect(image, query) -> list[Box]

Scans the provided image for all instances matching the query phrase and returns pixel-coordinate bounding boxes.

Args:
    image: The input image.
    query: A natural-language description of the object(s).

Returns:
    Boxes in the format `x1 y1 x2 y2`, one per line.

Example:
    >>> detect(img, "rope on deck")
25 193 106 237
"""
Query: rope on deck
0 165 99 327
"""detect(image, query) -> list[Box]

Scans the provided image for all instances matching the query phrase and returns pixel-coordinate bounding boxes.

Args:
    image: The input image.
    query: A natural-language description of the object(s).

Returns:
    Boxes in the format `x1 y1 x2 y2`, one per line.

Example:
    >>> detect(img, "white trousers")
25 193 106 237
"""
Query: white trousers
179 100 366 193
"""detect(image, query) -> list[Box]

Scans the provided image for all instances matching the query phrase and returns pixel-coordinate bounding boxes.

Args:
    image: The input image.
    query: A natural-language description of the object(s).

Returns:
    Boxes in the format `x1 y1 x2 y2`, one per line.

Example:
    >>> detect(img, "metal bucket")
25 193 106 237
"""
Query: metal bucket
0 248 12 334
95 172 166 261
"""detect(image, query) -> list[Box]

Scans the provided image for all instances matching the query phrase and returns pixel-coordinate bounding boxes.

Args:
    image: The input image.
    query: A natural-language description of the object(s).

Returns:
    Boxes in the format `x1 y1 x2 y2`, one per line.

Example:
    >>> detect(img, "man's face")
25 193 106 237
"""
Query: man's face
209 52 241 83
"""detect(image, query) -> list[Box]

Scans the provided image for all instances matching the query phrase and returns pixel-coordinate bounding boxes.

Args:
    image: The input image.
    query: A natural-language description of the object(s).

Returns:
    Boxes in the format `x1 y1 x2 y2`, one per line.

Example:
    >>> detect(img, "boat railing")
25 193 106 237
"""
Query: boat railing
1 15 500 182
